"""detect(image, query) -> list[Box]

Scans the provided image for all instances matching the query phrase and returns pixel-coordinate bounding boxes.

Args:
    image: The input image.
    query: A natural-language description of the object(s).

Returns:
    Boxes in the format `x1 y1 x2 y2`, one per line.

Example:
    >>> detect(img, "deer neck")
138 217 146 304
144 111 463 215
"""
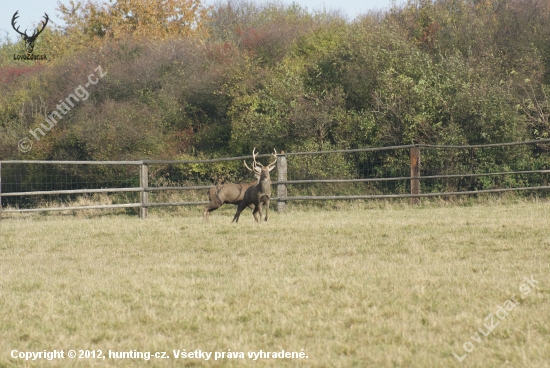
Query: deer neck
259 175 271 195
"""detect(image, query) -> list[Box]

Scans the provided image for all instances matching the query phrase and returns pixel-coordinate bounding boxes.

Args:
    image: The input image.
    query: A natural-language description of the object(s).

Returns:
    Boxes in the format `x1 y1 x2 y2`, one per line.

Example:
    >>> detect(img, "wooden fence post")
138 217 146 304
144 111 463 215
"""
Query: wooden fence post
277 151 288 212
410 146 421 205
140 163 148 219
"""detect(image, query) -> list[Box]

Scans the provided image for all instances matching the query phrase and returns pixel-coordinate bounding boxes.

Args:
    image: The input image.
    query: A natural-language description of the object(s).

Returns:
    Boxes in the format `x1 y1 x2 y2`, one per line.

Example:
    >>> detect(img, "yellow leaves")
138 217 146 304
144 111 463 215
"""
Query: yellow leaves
105 0 209 40
56 0 210 52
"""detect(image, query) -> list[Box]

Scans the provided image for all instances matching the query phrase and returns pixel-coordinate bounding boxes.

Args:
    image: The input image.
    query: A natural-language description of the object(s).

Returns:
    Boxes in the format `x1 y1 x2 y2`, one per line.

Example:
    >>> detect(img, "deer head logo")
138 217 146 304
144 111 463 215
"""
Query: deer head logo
11 11 49 54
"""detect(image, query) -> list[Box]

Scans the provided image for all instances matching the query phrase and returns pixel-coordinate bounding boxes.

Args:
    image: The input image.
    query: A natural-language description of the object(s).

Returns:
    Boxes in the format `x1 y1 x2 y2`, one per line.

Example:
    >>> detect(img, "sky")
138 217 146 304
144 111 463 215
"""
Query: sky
0 0 396 43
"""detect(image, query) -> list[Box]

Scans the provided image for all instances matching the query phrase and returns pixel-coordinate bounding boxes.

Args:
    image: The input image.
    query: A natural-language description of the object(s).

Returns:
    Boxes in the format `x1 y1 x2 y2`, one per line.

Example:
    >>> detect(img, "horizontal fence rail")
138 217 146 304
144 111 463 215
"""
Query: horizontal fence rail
279 186 550 201
1 203 142 213
0 187 144 197
1 139 550 218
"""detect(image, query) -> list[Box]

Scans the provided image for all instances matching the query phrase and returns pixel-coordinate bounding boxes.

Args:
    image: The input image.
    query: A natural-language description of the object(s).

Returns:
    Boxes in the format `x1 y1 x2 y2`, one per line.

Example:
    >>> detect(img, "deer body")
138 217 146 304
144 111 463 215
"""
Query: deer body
232 149 277 223
204 149 269 220
203 182 256 220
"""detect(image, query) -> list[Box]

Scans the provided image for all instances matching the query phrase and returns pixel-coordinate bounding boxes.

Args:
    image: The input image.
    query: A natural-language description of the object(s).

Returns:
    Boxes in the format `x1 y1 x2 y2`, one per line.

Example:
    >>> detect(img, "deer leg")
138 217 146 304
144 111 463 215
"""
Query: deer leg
204 205 219 221
252 204 261 223
258 195 269 222
232 202 245 223
204 205 214 220
258 203 263 222
204 189 221 221
204 200 221 221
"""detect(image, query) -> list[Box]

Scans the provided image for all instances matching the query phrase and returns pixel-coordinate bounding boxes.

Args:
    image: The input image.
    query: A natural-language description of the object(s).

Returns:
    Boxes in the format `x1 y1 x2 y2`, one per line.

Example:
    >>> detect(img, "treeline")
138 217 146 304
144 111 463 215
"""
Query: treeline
1 0 550 171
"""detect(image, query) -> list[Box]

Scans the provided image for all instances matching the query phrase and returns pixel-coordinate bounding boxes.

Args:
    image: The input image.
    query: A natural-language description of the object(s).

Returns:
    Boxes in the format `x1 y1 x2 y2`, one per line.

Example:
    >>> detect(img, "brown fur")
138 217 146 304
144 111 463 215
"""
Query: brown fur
232 162 275 223
203 183 255 220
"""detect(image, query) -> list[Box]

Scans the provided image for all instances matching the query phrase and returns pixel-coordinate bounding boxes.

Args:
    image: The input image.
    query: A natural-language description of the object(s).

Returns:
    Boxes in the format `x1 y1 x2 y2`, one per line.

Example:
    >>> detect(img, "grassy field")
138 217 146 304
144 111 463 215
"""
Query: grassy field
0 200 549 367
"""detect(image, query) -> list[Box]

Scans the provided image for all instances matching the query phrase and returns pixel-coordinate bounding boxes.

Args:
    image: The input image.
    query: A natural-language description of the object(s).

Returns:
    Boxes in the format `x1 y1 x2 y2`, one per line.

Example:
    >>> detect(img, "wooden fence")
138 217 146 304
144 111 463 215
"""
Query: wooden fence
1 139 550 219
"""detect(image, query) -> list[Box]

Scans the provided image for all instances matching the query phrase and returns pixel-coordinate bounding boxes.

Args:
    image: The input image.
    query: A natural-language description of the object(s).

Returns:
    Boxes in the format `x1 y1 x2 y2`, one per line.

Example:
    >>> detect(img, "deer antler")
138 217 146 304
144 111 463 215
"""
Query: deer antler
250 147 262 169
243 160 254 172
251 147 260 168
243 159 259 174
245 148 277 172
268 149 278 169
244 148 262 176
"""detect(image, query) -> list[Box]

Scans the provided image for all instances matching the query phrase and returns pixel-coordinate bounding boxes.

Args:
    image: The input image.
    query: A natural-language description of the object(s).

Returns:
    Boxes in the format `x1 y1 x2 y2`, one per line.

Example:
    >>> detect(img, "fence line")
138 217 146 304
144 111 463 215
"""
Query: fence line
1 203 142 213
3 168 549 198
0 187 144 197
280 186 550 202
1 140 550 218
273 169 550 184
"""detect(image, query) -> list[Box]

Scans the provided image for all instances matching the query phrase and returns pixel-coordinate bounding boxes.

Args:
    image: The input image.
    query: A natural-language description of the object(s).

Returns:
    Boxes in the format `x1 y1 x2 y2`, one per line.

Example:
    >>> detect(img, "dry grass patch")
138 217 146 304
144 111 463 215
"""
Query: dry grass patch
0 201 549 367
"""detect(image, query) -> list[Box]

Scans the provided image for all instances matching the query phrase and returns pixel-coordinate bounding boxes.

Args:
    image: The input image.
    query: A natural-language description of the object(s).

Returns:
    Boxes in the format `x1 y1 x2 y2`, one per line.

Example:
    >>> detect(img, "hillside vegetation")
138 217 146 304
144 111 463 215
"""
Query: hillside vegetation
2 0 550 195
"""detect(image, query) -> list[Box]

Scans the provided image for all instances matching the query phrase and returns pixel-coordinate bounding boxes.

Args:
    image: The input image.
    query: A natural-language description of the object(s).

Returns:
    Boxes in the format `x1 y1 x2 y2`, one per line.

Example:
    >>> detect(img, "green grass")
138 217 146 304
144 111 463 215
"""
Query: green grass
0 200 549 367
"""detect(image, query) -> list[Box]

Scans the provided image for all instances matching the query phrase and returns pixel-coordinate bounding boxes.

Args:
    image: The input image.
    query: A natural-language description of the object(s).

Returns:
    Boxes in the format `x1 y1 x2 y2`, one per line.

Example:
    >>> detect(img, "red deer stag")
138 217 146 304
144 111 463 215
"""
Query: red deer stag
232 148 277 223
203 156 261 221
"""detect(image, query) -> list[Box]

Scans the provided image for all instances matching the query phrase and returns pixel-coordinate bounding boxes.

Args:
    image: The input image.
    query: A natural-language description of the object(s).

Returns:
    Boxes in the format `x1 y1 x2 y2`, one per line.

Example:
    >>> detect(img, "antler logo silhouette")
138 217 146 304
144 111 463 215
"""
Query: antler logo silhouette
11 11 49 54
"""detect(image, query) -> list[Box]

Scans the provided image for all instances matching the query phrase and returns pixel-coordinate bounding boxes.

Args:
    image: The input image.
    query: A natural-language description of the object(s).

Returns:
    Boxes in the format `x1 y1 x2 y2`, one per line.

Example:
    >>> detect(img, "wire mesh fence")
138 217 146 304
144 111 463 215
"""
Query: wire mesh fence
1 140 550 217
285 148 412 198
419 144 550 193
0 162 141 211
281 141 550 199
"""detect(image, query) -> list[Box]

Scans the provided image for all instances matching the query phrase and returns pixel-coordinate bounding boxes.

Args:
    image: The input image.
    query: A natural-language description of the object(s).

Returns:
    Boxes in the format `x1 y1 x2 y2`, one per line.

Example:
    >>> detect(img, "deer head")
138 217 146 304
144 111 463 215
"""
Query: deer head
243 147 277 180
12 11 49 54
